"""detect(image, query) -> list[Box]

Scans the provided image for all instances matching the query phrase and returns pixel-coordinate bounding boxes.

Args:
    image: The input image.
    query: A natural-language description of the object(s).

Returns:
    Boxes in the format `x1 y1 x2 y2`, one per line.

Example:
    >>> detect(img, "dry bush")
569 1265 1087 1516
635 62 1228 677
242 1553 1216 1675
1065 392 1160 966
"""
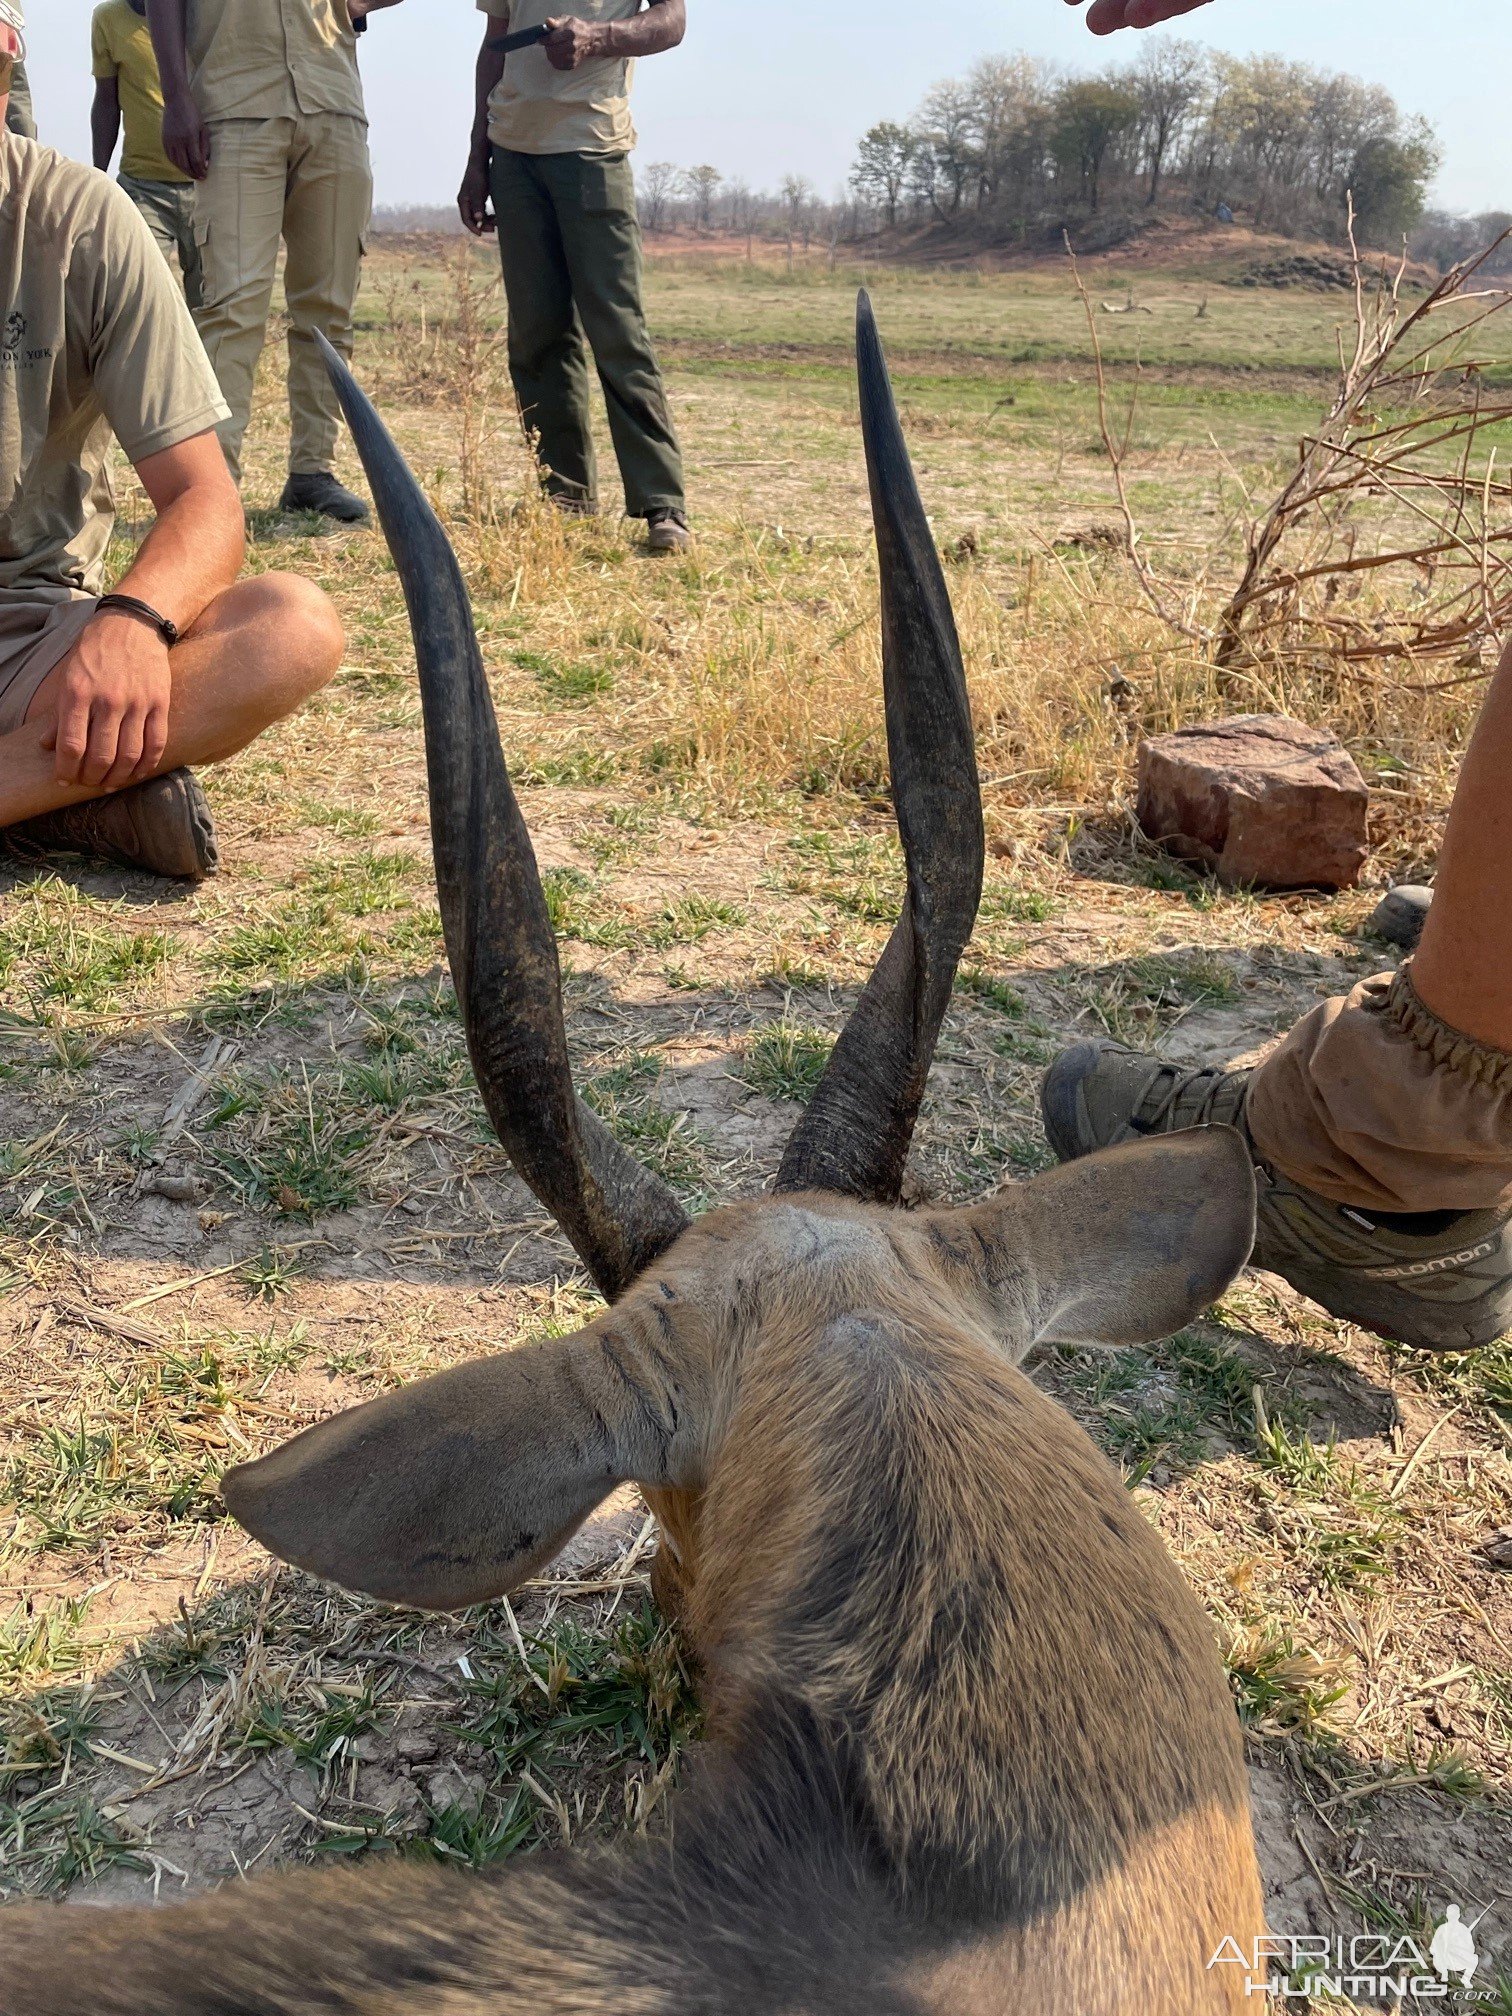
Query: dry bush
1216 225 1512 679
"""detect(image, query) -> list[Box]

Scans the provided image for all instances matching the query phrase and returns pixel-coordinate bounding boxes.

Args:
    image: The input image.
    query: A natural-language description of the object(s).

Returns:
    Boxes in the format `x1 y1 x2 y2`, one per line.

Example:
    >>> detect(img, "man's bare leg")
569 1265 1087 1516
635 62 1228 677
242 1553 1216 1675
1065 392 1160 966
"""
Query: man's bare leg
1410 636 1512 1051
0 572 343 828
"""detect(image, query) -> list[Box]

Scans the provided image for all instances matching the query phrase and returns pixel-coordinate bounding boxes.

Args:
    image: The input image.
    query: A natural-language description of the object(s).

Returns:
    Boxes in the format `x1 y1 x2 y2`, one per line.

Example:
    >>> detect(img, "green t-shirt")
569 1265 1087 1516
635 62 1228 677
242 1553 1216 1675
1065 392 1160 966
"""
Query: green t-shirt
0 137 229 603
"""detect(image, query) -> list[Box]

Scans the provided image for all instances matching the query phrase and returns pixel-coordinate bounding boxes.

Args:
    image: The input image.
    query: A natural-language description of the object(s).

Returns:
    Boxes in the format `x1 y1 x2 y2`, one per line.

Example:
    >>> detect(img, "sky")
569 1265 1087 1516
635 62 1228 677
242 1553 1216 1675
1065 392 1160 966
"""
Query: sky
17 2 1511 217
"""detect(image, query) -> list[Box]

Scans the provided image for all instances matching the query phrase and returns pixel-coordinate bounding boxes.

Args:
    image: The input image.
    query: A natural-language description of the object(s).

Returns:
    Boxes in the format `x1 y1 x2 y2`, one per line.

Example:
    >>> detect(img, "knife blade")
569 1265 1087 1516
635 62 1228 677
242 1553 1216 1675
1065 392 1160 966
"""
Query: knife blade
486 23 552 52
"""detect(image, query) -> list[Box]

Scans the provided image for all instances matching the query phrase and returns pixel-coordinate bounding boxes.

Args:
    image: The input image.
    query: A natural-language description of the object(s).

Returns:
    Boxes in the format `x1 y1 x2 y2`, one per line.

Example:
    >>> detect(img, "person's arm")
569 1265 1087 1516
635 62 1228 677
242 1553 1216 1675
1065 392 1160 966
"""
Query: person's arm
41 431 244 790
542 0 684 72
348 0 404 19
1069 0 1213 31
458 17 506 237
144 0 210 178
90 75 122 172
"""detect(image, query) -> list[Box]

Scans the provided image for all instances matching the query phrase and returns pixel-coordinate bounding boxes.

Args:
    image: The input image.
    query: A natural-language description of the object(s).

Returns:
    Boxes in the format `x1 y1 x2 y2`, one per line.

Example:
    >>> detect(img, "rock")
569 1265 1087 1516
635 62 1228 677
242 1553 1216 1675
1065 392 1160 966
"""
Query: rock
1369 884 1433 951
1137 714 1369 891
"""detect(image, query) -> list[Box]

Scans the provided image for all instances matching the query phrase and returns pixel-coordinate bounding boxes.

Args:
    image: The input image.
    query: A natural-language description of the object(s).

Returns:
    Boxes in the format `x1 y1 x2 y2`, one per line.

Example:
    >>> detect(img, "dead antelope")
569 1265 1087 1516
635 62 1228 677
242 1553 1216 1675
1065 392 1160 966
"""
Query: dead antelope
0 299 1265 2016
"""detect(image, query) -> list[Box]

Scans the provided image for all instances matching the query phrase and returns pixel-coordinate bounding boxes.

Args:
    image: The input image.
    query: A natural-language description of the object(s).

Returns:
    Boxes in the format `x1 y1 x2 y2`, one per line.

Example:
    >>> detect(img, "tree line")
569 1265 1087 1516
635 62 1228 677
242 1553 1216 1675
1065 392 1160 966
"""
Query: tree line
847 46 1440 249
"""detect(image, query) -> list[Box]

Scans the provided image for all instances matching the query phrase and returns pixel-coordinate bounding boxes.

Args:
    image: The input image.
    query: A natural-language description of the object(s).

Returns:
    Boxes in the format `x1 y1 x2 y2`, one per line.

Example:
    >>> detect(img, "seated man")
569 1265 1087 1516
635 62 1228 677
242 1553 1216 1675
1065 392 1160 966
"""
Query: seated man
1042 638 1512 1355
0 23 343 880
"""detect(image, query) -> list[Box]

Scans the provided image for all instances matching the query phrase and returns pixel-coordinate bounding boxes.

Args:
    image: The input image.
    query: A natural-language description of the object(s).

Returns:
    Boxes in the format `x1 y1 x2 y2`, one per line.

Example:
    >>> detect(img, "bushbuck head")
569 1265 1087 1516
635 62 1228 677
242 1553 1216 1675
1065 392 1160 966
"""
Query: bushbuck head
1 300 1265 2015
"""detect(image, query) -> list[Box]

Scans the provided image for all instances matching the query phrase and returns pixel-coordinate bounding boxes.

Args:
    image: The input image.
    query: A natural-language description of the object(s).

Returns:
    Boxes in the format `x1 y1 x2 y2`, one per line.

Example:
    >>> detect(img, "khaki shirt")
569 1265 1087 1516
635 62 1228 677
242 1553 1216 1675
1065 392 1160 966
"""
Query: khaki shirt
477 0 641 157
185 0 366 125
0 137 229 603
92 1 190 186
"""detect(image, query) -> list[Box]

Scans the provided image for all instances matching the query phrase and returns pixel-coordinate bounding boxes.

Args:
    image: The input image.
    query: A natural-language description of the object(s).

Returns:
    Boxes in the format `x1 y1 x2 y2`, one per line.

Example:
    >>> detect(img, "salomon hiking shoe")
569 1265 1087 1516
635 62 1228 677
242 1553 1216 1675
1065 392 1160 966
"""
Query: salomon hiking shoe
1041 1038 1512 1352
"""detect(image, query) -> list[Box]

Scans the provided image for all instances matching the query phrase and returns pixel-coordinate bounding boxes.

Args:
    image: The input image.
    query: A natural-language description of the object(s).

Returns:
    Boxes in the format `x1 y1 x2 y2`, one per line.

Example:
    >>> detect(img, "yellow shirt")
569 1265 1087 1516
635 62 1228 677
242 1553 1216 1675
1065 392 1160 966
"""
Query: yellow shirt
0 137 229 605
91 1 188 187
184 0 366 125
477 0 641 157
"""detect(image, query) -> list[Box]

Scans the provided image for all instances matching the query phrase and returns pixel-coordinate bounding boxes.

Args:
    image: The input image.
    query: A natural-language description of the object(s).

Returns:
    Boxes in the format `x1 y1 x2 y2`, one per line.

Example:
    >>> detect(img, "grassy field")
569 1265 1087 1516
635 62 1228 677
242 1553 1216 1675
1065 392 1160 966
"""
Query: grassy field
2 240 1510 2007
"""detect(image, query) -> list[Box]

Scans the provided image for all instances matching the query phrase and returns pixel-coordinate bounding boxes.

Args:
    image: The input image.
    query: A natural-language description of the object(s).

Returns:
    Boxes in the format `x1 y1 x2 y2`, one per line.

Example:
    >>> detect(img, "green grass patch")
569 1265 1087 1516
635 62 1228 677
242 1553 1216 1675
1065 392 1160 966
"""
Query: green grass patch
744 1021 835 1104
514 647 615 704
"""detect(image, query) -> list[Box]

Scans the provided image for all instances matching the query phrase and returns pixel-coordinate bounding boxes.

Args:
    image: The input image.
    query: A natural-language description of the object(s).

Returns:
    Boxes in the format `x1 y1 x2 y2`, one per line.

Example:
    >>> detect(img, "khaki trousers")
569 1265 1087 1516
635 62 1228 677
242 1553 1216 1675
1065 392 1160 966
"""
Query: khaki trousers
1247 964 1512 1215
193 112 372 481
120 174 202 312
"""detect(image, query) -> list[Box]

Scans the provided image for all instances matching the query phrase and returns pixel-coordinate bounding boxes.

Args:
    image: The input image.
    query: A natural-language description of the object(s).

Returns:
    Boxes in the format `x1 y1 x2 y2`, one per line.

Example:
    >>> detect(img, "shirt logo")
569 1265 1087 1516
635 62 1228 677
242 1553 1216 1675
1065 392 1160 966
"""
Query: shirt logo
2 310 25 353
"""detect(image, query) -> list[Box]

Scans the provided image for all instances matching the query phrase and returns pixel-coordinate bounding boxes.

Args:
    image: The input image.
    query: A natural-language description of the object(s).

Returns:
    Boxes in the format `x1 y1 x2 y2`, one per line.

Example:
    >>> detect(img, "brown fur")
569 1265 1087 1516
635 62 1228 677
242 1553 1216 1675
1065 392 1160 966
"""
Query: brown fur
3 1143 1264 2015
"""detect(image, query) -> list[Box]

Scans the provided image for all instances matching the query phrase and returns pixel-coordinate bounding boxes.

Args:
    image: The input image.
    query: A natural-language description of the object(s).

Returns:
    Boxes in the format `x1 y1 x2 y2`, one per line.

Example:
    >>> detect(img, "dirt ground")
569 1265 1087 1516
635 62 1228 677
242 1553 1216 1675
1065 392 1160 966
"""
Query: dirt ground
1 243 1509 2012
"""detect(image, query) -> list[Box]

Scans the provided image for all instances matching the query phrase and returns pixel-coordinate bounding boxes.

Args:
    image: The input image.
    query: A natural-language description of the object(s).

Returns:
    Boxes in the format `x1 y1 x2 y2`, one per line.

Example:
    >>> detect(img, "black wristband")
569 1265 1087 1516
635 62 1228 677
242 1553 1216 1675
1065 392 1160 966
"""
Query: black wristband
97 593 180 647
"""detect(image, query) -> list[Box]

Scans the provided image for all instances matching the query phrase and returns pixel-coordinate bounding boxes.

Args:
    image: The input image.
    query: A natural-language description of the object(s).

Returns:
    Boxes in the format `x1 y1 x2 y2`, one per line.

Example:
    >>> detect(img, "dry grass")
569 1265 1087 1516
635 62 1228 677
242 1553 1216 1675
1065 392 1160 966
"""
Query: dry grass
1 242 1510 2008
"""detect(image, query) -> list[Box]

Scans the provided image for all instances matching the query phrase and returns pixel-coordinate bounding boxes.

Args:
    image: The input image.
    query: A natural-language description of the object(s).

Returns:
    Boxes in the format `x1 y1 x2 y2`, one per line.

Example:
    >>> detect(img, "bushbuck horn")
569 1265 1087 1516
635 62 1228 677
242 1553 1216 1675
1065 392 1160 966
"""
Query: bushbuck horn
314 331 689 1301
776 292 984 1202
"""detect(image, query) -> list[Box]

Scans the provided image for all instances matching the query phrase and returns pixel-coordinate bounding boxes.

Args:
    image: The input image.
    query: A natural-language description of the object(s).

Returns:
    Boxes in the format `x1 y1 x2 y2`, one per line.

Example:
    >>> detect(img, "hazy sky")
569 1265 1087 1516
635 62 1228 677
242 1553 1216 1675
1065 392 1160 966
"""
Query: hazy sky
18 2 1509 216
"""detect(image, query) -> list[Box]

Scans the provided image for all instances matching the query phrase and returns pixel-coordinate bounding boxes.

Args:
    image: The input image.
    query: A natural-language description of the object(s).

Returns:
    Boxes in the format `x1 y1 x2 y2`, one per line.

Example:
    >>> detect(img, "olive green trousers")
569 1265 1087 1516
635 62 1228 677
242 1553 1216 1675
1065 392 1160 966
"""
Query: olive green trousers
489 147 684 519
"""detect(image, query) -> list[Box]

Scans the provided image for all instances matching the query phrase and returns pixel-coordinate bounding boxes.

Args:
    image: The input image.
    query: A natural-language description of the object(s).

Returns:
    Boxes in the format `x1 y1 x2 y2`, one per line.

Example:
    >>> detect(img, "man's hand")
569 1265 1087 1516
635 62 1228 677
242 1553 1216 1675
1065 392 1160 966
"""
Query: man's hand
161 87 211 179
543 15 606 69
1070 0 1214 30
458 155 494 236
41 612 173 790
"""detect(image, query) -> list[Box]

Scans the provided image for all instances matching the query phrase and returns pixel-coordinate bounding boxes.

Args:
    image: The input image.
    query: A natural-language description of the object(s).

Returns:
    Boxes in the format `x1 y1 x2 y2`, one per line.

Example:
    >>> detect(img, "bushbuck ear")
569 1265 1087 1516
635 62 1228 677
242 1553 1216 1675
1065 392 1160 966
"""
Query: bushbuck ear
222 1316 693 1610
962 1128 1256 1348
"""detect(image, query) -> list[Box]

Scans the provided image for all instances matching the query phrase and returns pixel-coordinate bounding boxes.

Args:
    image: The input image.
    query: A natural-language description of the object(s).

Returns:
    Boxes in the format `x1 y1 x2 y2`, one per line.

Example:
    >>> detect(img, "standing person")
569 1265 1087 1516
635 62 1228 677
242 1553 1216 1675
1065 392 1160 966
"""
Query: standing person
458 1 692 554
2 2 33 137
92 0 201 309
143 0 404 524
0 13 344 879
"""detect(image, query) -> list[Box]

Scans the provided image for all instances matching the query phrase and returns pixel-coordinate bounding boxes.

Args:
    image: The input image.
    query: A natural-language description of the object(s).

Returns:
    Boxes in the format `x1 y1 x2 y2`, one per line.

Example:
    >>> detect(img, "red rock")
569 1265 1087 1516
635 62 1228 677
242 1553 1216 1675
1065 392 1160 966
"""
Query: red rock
1137 714 1368 891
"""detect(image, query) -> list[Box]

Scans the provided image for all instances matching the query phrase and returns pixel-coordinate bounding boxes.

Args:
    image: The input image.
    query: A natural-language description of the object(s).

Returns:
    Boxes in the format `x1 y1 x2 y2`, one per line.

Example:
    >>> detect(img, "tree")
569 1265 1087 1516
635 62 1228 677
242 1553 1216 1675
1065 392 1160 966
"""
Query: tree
964 54 1049 210
780 173 816 247
723 180 760 236
1051 78 1141 212
639 160 680 233
1133 41 1205 205
1350 126 1441 246
1208 55 1314 230
912 81 977 219
1309 73 1395 204
851 121 916 229
683 163 723 233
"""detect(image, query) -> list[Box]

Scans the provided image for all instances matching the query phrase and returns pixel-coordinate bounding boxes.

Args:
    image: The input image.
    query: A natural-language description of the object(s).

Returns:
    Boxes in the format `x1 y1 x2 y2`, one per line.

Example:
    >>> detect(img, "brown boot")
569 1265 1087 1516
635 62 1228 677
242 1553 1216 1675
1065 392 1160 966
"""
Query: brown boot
8 768 219 881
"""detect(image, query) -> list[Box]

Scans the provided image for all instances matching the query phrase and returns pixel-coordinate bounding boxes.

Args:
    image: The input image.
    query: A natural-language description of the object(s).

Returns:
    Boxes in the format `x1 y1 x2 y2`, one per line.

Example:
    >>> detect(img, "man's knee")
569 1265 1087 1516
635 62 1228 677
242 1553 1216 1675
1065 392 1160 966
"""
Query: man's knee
224 571 344 697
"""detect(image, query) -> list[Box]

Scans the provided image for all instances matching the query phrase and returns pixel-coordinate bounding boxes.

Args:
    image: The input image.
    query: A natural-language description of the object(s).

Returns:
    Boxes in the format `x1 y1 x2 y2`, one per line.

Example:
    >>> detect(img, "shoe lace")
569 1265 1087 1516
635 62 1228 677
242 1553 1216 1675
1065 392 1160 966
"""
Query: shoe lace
1132 1059 1236 1134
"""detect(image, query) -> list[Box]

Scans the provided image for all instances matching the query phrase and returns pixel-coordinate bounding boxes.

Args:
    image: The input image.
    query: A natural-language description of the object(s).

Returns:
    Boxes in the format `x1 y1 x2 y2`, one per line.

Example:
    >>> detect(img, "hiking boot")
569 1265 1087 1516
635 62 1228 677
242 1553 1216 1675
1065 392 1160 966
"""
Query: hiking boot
8 767 219 881
279 472 371 525
1368 884 1433 952
646 507 692 555
1041 1038 1512 1352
